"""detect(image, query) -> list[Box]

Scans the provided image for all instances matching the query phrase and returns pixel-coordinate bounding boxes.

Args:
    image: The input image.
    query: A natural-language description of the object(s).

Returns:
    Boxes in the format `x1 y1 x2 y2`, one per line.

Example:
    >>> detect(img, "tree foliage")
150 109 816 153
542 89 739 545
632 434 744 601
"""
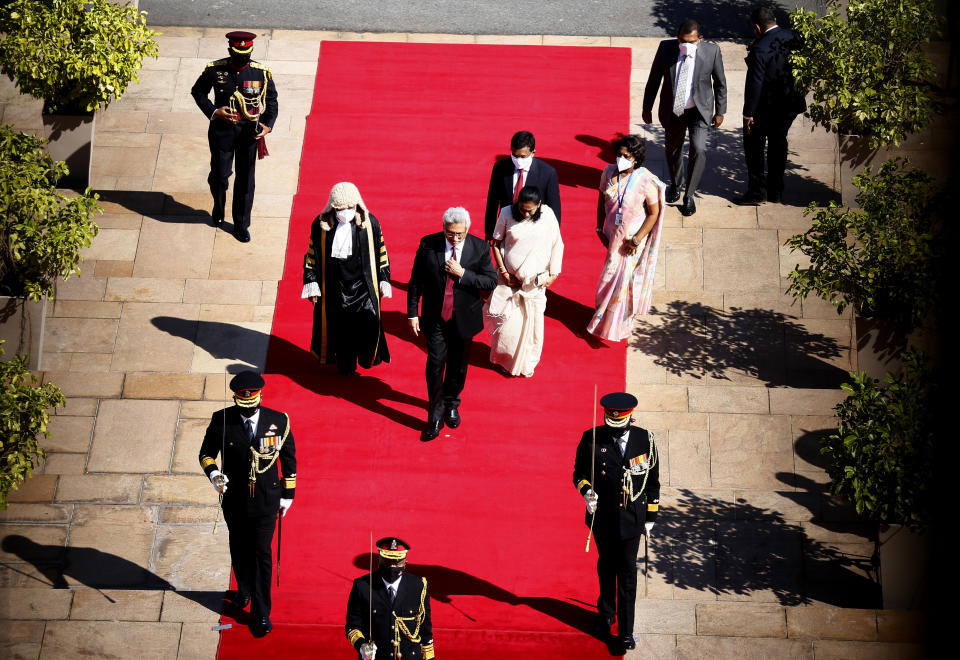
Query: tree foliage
823 351 936 531
785 158 941 330
0 341 64 509
0 124 101 300
0 0 159 113
790 0 940 148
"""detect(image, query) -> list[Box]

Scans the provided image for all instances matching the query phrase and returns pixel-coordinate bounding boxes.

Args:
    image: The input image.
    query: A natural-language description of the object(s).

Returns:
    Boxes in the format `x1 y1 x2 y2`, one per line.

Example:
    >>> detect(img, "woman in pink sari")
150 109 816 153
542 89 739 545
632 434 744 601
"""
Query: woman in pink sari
587 134 665 341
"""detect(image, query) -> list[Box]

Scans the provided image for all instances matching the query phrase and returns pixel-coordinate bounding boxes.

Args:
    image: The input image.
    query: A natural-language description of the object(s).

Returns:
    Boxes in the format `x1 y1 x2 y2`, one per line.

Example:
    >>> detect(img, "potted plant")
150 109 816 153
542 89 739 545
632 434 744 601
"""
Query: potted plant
0 340 65 509
789 0 941 203
1 124 101 368
0 0 159 189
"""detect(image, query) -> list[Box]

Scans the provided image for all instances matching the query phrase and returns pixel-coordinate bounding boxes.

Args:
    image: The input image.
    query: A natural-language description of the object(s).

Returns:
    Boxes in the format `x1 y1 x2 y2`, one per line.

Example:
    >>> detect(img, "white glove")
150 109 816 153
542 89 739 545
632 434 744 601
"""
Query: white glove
360 641 377 660
380 281 392 298
584 489 598 514
279 498 293 517
209 470 228 494
645 521 654 535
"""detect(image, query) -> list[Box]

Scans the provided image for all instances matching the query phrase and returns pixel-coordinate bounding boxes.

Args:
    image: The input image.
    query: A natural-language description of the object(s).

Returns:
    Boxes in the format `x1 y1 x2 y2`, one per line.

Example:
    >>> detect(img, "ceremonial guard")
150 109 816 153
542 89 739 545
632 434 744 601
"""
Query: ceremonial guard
199 371 296 636
191 31 278 243
302 182 391 375
572 392 659 651
346 537 435 660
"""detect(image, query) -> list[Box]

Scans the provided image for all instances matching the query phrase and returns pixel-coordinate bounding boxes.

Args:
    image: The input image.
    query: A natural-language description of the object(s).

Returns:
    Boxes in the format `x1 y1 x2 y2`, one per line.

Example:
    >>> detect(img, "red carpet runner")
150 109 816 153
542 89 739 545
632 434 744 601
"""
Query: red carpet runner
217 41 631 658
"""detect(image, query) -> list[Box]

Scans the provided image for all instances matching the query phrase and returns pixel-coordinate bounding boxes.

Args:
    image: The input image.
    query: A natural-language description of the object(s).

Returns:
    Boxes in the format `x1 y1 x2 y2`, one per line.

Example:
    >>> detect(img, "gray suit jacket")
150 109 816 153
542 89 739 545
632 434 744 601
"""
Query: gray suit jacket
642 39 727 125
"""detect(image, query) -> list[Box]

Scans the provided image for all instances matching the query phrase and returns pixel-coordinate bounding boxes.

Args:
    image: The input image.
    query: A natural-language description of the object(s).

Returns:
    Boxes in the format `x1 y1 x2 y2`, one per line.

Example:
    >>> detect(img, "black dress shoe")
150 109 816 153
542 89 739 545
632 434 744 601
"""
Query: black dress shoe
424 418 443 440
733 192 766 206
211 216 223 228
444 406 461 429
230 591 250 609
620 635 636 650
680 196 696 216
252 616 272 636
234 227 251 243
665 184 681 204
592 616 613 639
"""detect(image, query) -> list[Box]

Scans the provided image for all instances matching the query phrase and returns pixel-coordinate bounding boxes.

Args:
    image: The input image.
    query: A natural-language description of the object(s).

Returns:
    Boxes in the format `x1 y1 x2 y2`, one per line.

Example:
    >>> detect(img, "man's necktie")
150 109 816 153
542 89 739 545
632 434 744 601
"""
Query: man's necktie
388 586 396 605
512 169 525 202
441 249 456 321
246 419 255 442
674 54 691 116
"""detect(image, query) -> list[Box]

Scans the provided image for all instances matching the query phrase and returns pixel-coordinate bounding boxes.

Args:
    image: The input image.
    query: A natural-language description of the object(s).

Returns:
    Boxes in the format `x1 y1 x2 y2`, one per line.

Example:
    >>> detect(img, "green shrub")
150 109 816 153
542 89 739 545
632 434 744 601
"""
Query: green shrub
790 0 940 148
0 124 101 300
0 0 159 113
823 351 936 531
0 341 64 509
785 158 941 330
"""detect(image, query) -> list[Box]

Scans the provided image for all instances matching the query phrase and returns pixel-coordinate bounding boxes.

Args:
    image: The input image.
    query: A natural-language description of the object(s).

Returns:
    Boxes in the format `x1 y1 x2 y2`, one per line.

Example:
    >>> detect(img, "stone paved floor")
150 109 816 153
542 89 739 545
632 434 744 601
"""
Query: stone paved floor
0 28 932 659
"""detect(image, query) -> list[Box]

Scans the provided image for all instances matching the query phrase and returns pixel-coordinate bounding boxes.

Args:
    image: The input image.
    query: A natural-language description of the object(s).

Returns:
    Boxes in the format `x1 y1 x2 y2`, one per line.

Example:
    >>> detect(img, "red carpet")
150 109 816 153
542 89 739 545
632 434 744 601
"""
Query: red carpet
217 41 631 658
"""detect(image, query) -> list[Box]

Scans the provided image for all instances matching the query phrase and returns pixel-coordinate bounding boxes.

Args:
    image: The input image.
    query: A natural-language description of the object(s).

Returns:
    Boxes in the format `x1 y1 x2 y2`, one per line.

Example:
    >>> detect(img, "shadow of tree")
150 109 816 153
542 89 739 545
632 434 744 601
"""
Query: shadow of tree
631 301 848 388
648 1 822 40
1 534 222 614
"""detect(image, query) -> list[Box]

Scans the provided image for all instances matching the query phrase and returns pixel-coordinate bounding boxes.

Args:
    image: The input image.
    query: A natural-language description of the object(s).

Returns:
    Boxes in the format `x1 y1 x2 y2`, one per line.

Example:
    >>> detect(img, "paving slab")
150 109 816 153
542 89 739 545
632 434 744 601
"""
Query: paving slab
142 476 212 506
42 318 118 355
634 599 698 634
104 277 185 303
702 228 781 292
44 416 95 453
787 606 878 641
42 372 124 399
159 590 221 622
667 430 711 488
133 218 217 280
810 640 923 660
677 635 813 659
69 589 164 622
111 302 201 372
696 602 787 638
0 588 73 620
55 475 142 504
152 526 229 591
0 620 45 660
709 414 793 490
39 620 181 660
172 419 209 473
5 475 58 503
124 373 205 400
66 506 159 589
88 399 179 473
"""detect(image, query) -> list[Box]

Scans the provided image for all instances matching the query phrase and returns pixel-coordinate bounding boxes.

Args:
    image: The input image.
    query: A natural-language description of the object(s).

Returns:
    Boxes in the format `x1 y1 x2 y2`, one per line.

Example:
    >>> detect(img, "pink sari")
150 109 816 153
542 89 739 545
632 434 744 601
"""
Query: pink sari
587 165 665 342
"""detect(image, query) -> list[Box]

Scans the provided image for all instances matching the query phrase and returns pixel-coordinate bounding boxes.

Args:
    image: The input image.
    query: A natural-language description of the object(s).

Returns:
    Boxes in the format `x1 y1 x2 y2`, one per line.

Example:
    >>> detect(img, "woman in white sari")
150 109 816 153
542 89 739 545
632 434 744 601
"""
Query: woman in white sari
483 186 564 377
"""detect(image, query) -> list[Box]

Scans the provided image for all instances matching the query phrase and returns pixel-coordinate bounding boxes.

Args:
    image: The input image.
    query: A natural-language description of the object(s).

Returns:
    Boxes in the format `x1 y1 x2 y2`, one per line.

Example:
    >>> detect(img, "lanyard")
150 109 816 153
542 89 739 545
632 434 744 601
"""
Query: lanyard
616 169 636 212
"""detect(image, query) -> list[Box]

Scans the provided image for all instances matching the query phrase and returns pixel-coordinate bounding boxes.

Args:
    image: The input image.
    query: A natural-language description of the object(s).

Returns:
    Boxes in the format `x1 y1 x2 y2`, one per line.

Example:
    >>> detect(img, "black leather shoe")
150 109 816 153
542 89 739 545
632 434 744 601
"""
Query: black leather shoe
211 216 223 228
444 405 461 429
620 635 636 650
424 418 443 440
230 591 250 610
234 227 251 243
665 184 681 204
592 616 613 639
680 196 696 216
733 192 766 206
252 616 272 636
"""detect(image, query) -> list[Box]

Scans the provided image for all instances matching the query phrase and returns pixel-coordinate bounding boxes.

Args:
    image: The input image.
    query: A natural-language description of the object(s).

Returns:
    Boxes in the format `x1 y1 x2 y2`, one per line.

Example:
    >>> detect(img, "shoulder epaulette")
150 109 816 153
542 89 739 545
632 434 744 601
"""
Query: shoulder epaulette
250 61 272 79
205 58 230 68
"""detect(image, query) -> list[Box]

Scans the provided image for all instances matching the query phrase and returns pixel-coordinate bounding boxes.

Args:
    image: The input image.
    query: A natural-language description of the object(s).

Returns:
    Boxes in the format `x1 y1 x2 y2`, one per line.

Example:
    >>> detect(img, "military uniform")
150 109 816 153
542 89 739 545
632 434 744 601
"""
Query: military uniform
190 32 278 240
572 393 659 647
198 373 295 634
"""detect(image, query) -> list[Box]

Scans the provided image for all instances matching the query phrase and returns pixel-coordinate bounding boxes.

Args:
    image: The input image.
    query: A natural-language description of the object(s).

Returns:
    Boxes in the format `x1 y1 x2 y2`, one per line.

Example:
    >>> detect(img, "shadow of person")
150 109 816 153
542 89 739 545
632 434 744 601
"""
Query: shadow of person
151 316 429 431
93 190 211 224
1 534 222 614
648 0 791 40
545 289 610 350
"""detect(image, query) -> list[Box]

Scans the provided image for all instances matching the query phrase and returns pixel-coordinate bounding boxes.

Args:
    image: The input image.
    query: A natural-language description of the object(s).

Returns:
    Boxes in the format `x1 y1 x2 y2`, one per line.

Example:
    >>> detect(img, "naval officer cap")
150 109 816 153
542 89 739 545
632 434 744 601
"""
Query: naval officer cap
229 370 265 395
376 537 411 561
600 391 638 428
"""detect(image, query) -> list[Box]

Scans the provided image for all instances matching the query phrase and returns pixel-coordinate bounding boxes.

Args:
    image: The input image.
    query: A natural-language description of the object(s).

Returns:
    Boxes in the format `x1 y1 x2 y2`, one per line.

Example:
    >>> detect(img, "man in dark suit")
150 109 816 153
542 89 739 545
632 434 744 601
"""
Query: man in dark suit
345 537 435 660
573 392 660 652
642 19 727 217
735 6 808 205
408 207 498 439
484 131 561 240
199 371 296 636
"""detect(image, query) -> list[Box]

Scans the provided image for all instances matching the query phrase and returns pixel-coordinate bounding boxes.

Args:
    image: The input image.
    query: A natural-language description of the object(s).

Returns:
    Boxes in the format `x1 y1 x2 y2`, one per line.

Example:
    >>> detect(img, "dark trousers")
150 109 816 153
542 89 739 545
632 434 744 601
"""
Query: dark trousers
424 317 472 421
207 121 258 230
594 530 642 637
224 509 276 618
663 107 710 198
743 113 798 198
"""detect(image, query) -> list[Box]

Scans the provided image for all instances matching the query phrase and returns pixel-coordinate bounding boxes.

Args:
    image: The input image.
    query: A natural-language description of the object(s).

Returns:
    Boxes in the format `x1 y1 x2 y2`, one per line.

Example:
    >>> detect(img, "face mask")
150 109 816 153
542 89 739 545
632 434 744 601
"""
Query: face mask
229 52 251 67
336 207 356 224
679 42 697 57
511 155 533 171
381 565 404 582
616 156 634 172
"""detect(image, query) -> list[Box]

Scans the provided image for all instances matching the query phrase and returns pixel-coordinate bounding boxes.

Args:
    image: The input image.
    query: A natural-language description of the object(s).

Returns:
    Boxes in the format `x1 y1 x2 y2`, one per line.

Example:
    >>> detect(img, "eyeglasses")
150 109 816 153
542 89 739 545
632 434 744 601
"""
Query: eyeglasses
443 230 466 239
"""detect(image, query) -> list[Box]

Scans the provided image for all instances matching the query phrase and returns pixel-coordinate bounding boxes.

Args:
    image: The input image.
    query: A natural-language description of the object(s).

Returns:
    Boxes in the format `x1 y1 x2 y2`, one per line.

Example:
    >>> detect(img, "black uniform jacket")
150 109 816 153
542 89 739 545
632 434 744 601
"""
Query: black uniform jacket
743 27 807 120
191 58 278 147
407 232 498 339
573 424 660 538
199 405 296 517
346 572 435 660
484 157 562 238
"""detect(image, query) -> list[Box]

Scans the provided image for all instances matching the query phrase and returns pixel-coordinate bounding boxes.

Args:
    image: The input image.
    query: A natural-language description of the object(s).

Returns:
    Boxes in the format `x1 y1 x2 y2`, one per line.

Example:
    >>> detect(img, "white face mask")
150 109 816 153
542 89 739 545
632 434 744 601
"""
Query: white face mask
336 207 356 224
511 155 533 171
616 156 634 172
679 41 698 57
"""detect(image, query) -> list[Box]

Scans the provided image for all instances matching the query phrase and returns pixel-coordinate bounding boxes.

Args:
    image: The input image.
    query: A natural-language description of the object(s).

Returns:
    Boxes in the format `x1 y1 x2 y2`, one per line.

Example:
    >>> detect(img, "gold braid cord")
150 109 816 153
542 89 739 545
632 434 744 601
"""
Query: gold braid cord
248 413 291 489
228 69 269 120
391 577 428 659
621 432 658 503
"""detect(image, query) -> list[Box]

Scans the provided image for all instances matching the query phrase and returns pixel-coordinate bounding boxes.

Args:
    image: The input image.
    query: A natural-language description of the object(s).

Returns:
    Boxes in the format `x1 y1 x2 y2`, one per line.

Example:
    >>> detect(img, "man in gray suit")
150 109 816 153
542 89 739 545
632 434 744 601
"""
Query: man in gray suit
642 19 727 217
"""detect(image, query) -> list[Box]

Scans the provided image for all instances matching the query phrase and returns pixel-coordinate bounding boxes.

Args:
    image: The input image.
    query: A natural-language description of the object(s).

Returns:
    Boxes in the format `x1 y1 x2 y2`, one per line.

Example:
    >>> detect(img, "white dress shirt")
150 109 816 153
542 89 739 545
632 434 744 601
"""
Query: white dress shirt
511 167 528 192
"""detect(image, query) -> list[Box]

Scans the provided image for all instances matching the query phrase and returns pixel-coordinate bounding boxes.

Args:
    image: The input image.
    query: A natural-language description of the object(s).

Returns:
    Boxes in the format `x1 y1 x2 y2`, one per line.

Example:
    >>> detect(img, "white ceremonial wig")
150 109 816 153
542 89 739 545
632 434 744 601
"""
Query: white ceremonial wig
317 181 370 231
442 206 471 228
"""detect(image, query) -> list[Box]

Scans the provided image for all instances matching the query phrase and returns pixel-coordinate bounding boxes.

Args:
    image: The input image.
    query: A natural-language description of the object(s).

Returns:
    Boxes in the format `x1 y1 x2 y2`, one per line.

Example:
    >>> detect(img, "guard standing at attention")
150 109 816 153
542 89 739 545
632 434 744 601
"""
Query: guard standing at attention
345 537 435 660
191 31 278 243
199 371 296 637
572 392 659 652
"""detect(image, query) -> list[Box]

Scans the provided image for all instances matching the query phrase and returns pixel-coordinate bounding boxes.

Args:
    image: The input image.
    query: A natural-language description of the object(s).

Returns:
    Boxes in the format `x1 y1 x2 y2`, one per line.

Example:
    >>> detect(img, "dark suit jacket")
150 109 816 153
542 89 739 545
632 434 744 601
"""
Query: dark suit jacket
573 425 660 539
743 26 807 120
345 572 434 659
199 405 296 518
643 39 727 125
484 157 561 238
407 232 498 338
